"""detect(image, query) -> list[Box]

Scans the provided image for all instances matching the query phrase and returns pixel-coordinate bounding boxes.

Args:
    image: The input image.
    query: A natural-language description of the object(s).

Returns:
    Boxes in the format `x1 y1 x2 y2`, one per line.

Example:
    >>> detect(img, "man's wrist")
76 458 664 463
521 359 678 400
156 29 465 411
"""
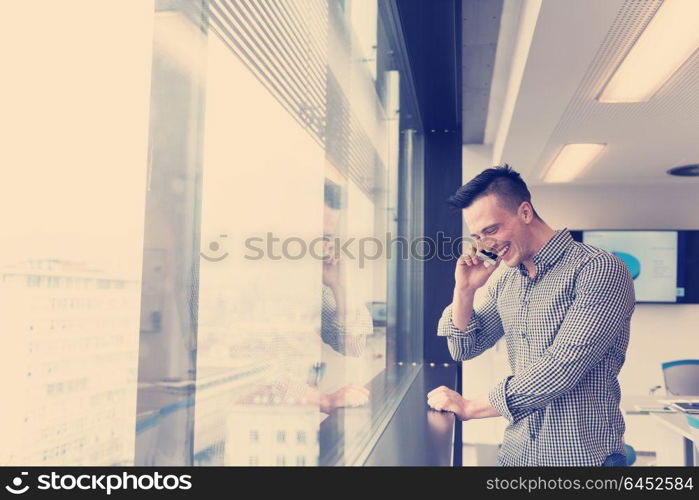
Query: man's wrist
460 399 473 420
319 393 334 413
451 288 476 331
463 394 501 420
453 286 477 299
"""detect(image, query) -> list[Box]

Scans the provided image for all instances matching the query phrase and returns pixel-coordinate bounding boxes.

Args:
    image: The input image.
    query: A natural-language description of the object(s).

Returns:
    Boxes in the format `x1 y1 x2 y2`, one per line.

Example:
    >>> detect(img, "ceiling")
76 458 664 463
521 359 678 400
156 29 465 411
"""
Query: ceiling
472 0 699 186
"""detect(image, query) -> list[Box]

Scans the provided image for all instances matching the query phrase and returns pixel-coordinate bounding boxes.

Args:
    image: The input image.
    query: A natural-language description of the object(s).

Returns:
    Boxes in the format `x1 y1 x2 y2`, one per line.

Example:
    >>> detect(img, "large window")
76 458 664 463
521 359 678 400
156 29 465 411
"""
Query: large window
0 1 154 465
1 0 424 466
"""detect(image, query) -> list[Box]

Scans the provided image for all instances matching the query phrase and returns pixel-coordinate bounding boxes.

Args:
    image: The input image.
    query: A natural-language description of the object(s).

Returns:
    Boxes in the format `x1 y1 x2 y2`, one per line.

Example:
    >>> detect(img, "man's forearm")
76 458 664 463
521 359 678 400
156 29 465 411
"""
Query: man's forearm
451 288 476 331
329 283 345 321
464 394 501 419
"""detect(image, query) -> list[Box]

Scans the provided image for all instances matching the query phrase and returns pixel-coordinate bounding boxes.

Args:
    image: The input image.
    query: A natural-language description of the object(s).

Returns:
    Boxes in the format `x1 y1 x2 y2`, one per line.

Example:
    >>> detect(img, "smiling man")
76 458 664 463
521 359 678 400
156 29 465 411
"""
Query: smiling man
426 165 636 466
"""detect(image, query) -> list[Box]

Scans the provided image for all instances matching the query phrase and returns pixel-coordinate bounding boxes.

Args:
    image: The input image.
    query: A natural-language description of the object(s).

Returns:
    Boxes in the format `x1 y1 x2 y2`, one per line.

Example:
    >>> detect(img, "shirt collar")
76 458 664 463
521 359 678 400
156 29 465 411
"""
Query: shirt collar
518 228 573 276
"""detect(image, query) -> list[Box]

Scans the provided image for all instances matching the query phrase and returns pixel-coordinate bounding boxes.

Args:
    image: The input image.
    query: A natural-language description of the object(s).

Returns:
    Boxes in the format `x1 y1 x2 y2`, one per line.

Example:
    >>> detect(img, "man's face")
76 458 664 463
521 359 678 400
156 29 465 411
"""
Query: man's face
462 193 531 268
322 206 341 259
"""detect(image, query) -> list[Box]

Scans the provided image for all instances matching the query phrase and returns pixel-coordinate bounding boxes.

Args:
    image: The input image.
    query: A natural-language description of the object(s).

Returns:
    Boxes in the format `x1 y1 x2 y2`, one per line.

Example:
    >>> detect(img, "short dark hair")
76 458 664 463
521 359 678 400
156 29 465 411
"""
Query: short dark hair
324 179 343 210
448 164 540 219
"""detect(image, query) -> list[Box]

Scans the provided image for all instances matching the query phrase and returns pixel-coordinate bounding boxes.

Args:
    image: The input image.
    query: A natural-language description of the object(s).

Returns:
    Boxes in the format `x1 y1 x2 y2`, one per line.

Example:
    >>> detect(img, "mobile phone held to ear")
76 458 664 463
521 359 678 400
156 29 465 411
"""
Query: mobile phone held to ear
475 248 504 268
474 249 496 267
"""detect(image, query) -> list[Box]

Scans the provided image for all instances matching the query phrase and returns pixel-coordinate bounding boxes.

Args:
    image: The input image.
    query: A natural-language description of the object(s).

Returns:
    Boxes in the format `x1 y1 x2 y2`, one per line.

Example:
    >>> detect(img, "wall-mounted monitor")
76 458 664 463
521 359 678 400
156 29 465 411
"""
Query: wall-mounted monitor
569 230 699 304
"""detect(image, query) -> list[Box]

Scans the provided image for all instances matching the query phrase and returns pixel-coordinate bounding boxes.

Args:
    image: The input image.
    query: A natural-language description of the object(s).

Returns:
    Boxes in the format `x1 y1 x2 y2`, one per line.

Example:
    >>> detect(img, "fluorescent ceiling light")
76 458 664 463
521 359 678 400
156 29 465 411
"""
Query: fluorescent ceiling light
543 143 606 183
598 0 699 103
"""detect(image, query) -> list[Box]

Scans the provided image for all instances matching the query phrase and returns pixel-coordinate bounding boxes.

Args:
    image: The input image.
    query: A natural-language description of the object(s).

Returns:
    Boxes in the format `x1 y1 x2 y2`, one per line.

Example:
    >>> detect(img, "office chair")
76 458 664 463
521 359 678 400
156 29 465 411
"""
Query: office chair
624 444 636 466
662 359 699 397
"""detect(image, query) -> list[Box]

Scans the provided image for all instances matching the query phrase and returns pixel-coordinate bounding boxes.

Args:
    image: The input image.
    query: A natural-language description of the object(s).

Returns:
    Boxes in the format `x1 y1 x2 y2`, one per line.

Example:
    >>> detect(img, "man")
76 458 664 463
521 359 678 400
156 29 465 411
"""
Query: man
320 179 374 358
426 165 635 466
262 179 372 415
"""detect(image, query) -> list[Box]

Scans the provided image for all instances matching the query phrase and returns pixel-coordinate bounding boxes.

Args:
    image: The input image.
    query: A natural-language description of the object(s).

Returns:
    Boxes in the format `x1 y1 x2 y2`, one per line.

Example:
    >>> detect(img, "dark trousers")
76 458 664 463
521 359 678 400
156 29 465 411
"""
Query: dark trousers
494 452 628 466
601 453 627 466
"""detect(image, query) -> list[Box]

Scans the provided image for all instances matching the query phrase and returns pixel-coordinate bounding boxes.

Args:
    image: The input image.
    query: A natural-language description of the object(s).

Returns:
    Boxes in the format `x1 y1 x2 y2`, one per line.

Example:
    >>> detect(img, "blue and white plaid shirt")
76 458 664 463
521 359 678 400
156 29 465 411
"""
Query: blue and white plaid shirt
438 228 635 466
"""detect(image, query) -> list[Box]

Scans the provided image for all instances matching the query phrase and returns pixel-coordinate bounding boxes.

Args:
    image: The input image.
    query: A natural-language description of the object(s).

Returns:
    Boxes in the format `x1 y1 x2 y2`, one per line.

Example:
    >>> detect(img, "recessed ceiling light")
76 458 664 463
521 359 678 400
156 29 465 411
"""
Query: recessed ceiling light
667 164 699 177
543 143 606 183
598 0 699 103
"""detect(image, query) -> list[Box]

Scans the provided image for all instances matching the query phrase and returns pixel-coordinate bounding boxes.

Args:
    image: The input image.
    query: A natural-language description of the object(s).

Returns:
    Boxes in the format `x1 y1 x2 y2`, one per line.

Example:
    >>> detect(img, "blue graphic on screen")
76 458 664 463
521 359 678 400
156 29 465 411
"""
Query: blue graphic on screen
612 251 641 279
583 231 678 302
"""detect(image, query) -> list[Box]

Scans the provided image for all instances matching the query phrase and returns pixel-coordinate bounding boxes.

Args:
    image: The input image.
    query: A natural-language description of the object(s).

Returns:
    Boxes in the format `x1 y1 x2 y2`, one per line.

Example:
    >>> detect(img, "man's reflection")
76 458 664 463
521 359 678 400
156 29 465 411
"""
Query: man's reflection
218 180 374 466
256 180 372 416
320 179 374 357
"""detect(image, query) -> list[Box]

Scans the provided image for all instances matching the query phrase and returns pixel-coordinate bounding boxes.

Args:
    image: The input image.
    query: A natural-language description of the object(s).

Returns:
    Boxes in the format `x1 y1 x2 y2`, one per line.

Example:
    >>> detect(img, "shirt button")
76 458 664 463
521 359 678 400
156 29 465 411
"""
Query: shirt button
520 331 526 338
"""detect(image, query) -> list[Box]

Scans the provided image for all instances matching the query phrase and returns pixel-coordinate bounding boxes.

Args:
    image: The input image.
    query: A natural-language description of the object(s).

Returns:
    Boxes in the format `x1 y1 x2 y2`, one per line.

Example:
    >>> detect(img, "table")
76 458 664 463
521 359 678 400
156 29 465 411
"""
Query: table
622 395 697 466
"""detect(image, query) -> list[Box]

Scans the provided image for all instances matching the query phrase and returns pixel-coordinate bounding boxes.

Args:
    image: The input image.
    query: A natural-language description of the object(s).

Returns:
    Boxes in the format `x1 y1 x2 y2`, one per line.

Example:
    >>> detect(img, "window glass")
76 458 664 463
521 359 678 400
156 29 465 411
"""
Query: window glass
0 1 154 465
1 0 424 467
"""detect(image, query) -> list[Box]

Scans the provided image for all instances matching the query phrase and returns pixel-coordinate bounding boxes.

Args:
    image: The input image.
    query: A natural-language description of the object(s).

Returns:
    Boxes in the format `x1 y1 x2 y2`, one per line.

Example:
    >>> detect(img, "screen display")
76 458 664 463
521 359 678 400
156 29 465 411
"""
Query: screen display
582 231 678 303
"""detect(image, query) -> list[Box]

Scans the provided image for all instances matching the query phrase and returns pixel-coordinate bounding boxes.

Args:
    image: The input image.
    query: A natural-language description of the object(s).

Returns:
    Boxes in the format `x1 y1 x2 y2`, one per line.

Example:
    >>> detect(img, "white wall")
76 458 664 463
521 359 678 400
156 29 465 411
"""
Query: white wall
531 183 699 231
531 183 699 393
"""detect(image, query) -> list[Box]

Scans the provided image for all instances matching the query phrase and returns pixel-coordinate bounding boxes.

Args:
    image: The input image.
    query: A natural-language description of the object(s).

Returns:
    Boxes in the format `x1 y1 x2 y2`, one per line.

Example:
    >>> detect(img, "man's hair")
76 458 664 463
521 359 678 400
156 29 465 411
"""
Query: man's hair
448 164 540 219
324 179 343 210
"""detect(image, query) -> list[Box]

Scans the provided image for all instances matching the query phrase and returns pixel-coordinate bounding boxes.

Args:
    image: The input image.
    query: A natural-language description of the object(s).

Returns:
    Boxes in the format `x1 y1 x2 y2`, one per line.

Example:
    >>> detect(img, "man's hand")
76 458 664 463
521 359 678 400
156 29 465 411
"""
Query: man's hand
427 388 502 420
450 240 503 330
427 385 469 420
455 242 501 292
320 384 370 413
322 252 342 289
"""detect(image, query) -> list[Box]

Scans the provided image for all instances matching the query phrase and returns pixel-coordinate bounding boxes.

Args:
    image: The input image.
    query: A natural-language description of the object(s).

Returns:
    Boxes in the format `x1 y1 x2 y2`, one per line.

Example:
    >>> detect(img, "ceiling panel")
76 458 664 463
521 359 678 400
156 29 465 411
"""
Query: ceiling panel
486 0 699 186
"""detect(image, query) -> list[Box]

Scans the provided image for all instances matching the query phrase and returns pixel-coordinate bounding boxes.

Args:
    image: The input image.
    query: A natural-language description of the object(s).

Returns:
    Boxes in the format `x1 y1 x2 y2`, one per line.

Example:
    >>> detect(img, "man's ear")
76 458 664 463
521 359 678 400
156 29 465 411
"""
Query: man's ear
518 201 534 224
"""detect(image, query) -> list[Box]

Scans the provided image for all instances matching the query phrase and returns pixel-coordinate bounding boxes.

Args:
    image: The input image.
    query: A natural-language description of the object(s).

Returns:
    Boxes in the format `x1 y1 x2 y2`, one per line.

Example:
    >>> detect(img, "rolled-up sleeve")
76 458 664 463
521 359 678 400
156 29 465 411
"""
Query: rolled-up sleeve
437 281 505 361
488 253 635 424
488 376 516 422
321 286 372 357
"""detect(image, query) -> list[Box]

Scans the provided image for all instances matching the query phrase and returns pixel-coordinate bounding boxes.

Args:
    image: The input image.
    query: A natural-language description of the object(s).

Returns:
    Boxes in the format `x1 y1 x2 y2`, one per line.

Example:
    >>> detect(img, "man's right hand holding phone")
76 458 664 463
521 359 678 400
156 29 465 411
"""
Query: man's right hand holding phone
451 242 502 330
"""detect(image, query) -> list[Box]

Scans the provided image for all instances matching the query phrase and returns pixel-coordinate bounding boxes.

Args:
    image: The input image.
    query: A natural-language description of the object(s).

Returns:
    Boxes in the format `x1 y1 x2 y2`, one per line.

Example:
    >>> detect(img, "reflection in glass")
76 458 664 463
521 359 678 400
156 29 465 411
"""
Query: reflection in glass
134 3 208 466
2 0 424 467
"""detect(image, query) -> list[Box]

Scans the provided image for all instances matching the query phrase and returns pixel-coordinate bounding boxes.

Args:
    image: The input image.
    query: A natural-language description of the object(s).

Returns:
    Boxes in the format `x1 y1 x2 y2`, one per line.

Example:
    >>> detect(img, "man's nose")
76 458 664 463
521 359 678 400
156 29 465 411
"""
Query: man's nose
479 237 497 251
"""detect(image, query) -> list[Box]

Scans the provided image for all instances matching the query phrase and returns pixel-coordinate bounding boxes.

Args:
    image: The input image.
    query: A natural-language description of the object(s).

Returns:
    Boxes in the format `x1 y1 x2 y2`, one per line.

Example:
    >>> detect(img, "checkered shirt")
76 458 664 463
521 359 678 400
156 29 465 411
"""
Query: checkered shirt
438 228 635 466
321 284 372 357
